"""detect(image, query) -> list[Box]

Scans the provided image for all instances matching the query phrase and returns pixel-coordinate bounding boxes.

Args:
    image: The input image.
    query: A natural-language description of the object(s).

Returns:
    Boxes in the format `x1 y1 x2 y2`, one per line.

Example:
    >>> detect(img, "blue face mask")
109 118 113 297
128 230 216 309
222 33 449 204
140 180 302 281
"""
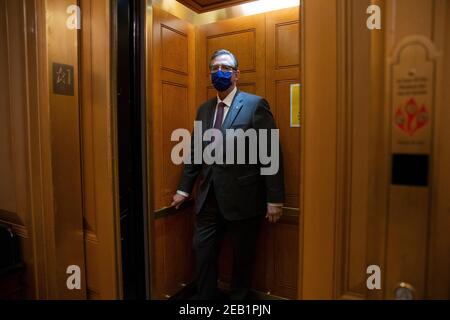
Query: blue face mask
211 70 233 92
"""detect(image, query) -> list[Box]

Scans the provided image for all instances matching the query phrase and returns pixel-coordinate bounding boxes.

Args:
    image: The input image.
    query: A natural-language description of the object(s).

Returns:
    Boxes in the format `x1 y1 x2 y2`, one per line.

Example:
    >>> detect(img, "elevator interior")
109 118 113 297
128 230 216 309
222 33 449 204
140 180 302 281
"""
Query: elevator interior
142 0 301 299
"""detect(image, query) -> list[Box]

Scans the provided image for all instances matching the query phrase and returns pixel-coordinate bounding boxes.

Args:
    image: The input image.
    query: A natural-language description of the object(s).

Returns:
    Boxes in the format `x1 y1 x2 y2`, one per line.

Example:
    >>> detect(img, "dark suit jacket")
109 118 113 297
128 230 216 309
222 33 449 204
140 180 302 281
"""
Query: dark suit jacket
178 90 285 221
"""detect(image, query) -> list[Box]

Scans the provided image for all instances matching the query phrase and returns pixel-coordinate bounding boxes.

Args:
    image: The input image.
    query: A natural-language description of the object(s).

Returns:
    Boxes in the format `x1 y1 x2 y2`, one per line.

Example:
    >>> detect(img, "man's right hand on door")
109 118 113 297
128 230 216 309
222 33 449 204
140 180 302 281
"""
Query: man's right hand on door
171 193 188 210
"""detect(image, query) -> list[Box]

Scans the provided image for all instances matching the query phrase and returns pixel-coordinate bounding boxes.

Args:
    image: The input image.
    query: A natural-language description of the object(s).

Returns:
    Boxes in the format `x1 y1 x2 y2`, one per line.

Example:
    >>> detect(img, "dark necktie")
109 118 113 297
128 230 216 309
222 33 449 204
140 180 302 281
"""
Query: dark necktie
213 102 226 129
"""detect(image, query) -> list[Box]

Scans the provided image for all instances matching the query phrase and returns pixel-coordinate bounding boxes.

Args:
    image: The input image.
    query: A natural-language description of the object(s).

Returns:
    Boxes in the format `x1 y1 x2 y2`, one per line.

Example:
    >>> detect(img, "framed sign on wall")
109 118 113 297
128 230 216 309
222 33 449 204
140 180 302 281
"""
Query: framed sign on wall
290 83 301 127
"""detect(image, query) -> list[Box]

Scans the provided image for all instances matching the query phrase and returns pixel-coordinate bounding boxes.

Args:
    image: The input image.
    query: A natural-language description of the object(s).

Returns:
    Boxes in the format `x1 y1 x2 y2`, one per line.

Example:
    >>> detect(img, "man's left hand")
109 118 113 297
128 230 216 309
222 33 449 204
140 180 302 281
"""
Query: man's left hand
266 205 283 223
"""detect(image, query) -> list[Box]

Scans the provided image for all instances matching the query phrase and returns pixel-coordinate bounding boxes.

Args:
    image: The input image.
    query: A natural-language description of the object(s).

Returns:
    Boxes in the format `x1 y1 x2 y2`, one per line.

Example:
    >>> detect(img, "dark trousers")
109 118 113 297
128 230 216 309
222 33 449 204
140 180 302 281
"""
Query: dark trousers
193 186 262 300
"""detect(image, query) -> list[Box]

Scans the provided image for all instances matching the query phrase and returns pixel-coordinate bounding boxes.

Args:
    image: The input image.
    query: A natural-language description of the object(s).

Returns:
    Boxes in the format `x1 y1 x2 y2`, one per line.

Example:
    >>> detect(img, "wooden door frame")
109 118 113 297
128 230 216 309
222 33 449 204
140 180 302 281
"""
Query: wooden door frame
23 0 125 300
299 0 384 300
299 0 351 299
11 0 90 299
37 0 87 299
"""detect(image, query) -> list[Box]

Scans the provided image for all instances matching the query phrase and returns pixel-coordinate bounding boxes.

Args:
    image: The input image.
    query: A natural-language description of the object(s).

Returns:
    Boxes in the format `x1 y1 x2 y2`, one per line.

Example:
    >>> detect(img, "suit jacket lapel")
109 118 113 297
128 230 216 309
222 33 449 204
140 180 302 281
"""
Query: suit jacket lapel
205 97 217 129
222 90 244 131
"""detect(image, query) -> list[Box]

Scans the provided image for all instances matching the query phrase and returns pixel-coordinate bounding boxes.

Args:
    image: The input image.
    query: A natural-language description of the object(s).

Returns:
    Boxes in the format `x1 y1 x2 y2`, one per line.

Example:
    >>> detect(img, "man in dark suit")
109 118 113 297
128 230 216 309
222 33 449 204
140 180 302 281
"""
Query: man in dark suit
171 49 284 300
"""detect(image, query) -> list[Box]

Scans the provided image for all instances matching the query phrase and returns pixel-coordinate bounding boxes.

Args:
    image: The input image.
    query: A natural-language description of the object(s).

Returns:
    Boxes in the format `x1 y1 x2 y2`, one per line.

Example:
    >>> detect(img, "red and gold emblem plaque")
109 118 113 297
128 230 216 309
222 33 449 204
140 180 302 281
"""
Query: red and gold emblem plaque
390 36 437 155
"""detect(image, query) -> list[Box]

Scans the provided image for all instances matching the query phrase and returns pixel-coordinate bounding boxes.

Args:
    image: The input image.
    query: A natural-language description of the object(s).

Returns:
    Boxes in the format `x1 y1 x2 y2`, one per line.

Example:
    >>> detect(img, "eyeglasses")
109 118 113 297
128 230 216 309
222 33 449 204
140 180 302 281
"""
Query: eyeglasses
210 64 236 74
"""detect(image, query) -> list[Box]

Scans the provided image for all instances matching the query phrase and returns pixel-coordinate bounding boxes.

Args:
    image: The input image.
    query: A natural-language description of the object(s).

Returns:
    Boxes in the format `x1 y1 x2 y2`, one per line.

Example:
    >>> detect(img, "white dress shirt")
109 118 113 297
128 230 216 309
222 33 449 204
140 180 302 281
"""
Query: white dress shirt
177 87 283 208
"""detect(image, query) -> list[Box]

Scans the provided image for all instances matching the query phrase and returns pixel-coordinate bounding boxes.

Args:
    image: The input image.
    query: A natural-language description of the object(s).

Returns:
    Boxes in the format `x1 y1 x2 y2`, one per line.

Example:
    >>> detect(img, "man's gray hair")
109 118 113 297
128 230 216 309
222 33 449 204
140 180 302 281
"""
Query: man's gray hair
209 49 239 69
